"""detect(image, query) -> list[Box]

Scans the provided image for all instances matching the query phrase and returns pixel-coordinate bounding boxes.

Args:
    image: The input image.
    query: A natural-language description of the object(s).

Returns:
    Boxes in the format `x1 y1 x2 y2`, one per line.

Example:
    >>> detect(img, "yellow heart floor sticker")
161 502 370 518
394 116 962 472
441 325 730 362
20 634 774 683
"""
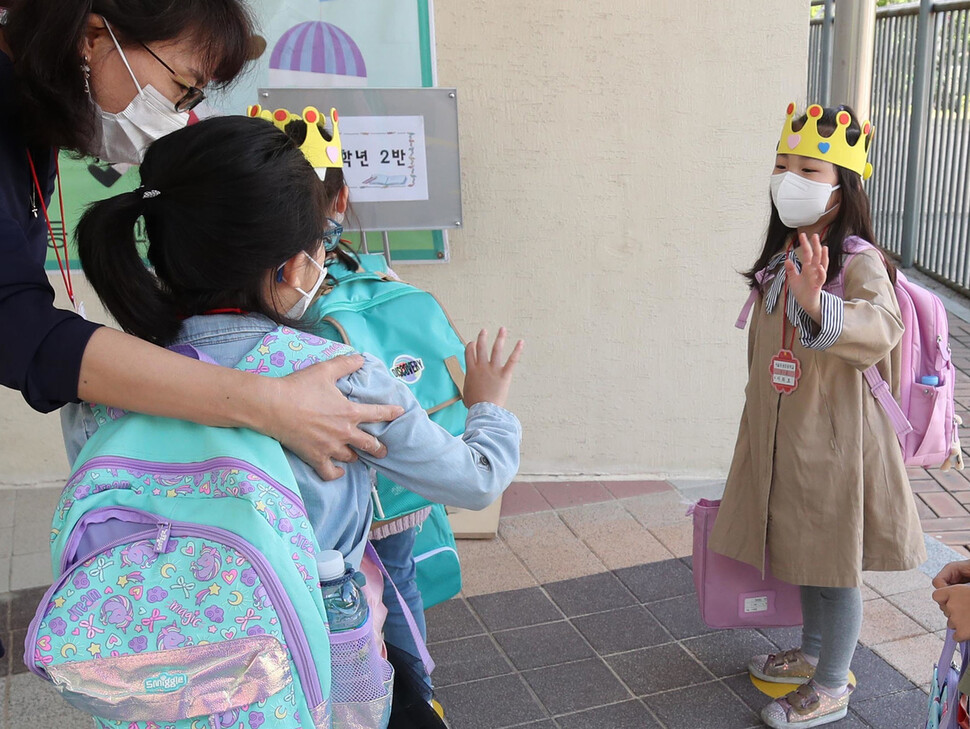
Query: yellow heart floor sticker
751 670 857 698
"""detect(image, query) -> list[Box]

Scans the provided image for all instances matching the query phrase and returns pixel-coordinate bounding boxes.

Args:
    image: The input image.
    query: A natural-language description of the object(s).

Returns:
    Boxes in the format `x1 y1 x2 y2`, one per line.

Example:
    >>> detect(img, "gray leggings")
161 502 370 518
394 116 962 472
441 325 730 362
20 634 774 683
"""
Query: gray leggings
800 585 863 687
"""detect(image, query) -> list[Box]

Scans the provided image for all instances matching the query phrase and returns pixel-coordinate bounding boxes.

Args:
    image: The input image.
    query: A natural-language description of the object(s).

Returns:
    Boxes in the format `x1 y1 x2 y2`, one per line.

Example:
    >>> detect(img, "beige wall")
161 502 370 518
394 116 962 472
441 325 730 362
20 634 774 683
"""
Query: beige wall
0 1 808 489
402 1 808 476
0 277 105 487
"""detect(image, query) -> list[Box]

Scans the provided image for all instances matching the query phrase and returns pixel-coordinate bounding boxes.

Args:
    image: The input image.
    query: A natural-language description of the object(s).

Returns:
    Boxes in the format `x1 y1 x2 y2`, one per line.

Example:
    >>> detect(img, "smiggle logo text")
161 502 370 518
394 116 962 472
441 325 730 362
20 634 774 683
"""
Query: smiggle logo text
144 672 187 694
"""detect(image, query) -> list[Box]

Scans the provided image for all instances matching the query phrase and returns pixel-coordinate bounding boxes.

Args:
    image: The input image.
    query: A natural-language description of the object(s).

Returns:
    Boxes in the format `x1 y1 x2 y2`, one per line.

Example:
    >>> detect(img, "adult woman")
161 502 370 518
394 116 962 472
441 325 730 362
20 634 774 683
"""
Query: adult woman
0 0 401 480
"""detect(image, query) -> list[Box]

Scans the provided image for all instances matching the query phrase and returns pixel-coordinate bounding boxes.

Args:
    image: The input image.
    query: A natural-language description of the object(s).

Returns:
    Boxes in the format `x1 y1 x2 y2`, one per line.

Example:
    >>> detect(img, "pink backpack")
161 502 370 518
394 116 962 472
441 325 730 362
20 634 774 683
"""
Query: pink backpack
738 237 963 471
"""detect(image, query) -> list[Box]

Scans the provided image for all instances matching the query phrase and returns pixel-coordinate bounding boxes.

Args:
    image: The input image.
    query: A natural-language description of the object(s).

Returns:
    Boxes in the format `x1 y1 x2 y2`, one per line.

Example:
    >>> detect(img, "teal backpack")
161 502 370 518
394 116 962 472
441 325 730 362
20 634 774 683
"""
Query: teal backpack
304 254 465 607
412 504 461 609
26 327 395 729
306 254 468 523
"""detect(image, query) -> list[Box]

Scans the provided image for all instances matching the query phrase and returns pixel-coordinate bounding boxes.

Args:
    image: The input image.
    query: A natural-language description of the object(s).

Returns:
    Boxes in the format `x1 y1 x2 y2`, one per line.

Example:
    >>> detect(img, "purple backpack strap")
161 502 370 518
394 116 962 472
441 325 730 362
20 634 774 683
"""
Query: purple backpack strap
863 367 914 438
364 541 436 675
736 290 758 330
168 343 220 366
736 269 769 330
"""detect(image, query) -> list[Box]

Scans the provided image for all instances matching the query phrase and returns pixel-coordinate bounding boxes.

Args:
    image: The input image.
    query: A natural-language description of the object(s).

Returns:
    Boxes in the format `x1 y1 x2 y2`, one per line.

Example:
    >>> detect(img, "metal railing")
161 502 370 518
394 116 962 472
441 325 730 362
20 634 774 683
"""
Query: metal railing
809 1 970 296
870 6 919 259
809 0 836 105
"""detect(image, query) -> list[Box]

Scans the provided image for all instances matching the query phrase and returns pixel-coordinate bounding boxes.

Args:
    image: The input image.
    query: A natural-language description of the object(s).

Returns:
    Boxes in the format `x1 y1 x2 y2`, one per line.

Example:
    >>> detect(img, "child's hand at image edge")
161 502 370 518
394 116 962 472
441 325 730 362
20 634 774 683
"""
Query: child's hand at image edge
933 560 970 641
934 560 970 589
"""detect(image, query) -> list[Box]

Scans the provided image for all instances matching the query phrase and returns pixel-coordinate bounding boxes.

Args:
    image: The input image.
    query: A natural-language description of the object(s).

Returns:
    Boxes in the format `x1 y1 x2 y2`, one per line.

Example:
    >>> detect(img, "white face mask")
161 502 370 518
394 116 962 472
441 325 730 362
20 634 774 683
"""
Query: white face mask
769 172 840 228
89 20 190 165
283 252 328 320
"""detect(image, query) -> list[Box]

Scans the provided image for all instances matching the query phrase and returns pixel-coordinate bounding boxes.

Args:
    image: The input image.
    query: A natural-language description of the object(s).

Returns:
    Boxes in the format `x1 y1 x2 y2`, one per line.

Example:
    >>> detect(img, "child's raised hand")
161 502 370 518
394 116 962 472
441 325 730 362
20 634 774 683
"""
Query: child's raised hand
462 327 524 410
933 584 970 641
785 232 829 323
933 559 970 588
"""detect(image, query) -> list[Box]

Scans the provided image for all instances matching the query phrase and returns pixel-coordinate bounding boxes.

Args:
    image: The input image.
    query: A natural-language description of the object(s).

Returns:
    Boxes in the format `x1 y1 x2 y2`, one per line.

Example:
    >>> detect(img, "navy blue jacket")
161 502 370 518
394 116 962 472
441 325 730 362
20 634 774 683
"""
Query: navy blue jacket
0 49 101 411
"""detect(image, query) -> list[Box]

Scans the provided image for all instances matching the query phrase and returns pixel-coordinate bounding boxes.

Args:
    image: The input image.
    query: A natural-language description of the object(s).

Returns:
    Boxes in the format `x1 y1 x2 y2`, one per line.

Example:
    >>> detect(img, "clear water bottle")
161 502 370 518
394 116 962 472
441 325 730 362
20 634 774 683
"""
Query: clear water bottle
316 550 368 632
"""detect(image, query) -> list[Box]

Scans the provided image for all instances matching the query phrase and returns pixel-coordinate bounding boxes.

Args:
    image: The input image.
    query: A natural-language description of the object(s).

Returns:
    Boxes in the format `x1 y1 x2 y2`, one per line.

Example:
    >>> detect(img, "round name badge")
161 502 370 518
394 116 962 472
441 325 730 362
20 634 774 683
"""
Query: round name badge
769 349 801 395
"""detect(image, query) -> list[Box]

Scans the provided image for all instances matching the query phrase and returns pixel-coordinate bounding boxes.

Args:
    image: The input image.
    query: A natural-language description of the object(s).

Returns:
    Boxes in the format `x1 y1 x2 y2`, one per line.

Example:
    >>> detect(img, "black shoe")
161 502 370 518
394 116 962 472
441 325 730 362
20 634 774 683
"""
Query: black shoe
385 644 446 729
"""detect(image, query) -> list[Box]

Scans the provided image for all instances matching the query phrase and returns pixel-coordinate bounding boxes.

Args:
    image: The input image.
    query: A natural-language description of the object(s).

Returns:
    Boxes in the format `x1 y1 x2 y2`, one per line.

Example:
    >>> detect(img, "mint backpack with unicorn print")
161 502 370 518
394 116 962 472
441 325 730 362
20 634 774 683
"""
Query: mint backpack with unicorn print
26 327 394 729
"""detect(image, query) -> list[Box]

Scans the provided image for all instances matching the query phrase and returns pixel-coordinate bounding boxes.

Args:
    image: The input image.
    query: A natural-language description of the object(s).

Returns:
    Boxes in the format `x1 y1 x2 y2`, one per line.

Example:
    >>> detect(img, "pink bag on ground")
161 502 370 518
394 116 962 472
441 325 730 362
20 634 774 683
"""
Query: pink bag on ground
689 498 803 629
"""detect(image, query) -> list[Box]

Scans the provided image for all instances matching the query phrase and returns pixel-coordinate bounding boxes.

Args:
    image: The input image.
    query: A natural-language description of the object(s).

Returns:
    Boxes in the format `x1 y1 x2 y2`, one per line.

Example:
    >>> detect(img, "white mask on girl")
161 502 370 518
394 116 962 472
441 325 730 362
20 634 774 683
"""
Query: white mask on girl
769 172 840 228
282 252 328 320
89 19 190 165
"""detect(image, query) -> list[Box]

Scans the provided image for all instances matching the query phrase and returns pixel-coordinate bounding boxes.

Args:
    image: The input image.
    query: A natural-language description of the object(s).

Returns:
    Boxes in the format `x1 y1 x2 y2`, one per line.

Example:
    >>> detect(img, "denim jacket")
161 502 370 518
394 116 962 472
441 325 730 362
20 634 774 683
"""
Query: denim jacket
61 313 522 569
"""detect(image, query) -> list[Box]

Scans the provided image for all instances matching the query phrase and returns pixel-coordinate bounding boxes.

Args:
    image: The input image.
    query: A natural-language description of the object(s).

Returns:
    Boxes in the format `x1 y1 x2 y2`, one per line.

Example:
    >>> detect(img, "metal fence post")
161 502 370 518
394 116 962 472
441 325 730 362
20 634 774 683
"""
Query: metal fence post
820 0 835 105
900 0 934 269
830 0 877 119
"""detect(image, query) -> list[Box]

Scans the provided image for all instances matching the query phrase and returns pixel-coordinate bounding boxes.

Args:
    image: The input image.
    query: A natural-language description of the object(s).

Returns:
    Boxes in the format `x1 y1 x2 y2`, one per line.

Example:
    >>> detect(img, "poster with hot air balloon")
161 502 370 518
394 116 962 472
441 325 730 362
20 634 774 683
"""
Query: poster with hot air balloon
267 21 368 88
216 0 434 118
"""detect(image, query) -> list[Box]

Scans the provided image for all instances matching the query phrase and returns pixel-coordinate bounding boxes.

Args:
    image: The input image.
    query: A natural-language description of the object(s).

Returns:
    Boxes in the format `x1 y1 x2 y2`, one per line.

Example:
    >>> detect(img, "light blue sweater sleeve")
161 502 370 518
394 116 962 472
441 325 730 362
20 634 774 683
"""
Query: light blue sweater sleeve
337 354 522 510
61 403 96 467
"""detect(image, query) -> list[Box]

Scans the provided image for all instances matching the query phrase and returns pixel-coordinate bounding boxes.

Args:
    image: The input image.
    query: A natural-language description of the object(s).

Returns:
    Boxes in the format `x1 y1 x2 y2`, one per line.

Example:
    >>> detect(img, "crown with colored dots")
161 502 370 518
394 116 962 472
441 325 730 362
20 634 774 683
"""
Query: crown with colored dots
247 104 342 177
776 102 874 180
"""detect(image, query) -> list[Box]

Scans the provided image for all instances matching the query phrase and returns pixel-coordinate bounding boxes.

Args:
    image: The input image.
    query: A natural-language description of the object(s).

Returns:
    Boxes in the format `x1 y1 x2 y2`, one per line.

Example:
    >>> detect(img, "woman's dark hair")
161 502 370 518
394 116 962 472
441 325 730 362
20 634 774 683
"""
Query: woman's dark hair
76 115 344 346
3 0 254 152
744 104 895 289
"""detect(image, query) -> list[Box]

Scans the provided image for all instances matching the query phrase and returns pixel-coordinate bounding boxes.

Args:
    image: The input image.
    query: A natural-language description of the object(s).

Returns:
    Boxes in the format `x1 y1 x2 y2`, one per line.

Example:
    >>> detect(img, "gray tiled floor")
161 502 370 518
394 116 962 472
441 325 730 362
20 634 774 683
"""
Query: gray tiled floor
428 558 928 729
0 556 938 729
0 585 47 680
2 672 90 729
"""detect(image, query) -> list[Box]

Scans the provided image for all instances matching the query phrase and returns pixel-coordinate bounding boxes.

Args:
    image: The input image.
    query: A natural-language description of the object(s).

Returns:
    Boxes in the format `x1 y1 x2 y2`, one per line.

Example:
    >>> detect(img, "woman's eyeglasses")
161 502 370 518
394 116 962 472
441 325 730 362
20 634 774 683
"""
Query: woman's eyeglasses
138 42 206 112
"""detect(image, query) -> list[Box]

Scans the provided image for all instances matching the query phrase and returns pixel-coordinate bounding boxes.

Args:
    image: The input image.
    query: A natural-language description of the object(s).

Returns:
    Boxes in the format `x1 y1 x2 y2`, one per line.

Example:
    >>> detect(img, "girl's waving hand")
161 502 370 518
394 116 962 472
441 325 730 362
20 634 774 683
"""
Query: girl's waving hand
463 327 524 410
784 232 829 323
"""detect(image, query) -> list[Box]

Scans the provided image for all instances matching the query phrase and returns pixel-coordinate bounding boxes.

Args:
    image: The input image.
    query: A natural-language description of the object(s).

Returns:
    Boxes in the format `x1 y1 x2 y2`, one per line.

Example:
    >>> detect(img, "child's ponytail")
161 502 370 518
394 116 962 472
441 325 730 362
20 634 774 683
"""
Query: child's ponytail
76 188 182 345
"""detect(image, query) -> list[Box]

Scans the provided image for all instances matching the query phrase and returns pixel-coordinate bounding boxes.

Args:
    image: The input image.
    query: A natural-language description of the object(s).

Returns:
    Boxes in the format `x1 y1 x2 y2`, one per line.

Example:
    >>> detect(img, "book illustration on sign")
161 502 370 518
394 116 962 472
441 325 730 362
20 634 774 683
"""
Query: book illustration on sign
340 117 430 203
361 174 412 188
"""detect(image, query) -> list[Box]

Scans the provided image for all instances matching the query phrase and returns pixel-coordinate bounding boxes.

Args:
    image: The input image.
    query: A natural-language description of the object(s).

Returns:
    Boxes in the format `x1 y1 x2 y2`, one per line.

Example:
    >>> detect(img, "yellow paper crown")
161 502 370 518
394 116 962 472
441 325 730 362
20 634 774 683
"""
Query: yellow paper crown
247 104 343 177
776 102 874 180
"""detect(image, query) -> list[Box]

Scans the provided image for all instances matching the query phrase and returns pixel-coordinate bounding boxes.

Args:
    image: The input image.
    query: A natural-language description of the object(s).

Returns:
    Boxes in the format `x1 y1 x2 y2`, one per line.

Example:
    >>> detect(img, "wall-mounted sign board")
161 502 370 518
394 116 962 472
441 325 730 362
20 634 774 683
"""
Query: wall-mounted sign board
259 87 462 232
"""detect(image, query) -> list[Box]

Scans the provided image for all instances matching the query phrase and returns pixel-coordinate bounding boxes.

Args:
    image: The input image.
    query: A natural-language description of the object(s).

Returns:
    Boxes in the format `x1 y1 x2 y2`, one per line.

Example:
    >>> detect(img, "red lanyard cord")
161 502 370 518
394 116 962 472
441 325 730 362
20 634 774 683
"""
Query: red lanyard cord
780 278 798 352
201 308 249 316
780 241 797 352
26 150 75 308
177 308 251 320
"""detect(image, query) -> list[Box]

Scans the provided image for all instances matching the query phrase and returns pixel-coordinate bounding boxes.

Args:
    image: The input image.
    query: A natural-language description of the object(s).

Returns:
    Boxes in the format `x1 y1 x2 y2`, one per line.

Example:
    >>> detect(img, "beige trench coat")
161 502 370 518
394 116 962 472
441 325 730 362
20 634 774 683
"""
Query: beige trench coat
710 248 926 588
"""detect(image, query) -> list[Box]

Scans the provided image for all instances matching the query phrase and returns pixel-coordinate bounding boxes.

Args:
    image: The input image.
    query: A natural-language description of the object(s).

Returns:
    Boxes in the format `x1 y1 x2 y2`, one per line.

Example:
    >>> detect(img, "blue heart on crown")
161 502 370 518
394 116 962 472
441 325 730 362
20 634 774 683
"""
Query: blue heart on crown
818 142 831 154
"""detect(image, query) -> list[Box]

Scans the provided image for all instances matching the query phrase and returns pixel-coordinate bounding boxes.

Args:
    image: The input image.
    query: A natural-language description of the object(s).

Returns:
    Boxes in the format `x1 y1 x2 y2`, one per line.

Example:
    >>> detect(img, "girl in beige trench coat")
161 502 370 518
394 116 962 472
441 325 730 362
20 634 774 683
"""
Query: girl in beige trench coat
709 104 926 729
